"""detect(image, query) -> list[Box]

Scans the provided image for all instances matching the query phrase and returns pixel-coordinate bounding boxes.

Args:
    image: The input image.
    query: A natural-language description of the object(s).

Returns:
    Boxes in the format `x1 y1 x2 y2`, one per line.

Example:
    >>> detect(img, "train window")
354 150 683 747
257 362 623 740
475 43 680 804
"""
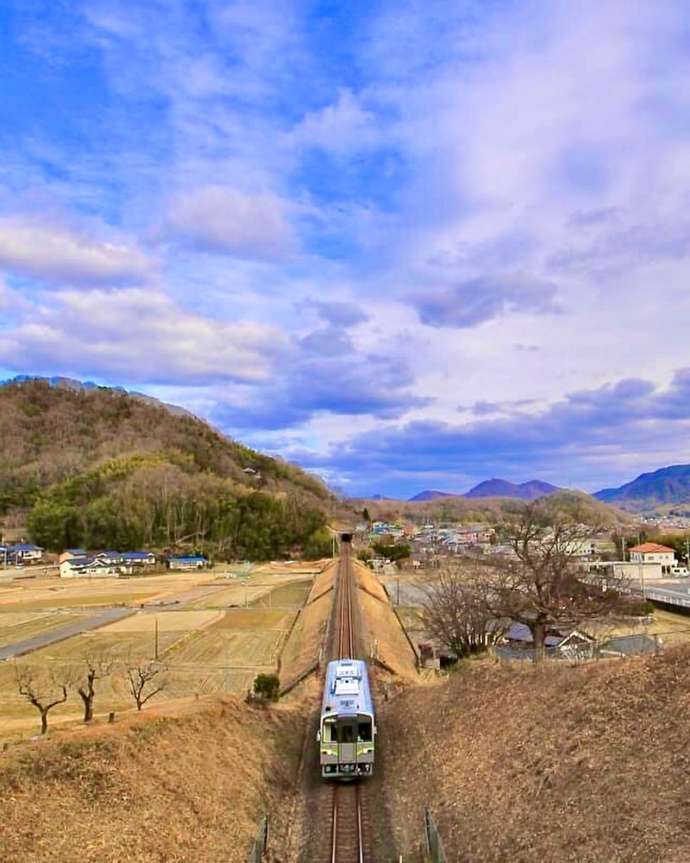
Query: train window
357 722 372 742
340 725 354 743
323 722 336 742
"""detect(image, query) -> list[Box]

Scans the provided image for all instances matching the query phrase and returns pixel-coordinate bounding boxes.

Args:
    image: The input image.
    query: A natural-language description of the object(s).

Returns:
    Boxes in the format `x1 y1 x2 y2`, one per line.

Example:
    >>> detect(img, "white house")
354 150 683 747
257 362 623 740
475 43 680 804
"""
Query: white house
7 543 44 563
629 543 676 574
167 555 208 571
60 557 120 578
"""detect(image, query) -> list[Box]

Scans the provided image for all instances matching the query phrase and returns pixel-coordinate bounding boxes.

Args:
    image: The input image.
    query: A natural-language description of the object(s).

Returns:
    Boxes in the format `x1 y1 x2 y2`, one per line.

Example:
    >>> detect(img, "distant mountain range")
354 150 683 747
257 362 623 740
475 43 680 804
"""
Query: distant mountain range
595 464 690 511
465 479 560 499
408 478 561 503
408 490 458 502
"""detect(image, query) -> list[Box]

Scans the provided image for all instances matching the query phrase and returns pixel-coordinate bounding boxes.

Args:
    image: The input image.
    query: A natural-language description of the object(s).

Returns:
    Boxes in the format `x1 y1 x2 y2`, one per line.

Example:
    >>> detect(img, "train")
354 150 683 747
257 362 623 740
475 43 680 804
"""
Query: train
318 658 376 778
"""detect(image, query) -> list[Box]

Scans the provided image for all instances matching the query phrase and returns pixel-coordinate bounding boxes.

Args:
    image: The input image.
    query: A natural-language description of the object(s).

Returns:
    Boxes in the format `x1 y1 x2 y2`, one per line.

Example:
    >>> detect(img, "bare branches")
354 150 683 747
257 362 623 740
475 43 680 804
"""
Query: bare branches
420 561 509 658
124 660 167 711
15 665 69 734
76 654 115 723
489 502 630 660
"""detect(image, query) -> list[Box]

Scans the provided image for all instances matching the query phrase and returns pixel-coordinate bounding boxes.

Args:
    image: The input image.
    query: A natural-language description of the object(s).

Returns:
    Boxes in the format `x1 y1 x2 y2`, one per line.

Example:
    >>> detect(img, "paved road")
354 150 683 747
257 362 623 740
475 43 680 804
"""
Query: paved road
0 607 134 661
644 584 690 609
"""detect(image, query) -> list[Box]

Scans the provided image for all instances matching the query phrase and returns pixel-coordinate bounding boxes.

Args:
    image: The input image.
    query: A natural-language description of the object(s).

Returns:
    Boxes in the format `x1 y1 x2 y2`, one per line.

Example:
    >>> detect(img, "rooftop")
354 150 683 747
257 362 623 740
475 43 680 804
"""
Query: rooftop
629 543 675 553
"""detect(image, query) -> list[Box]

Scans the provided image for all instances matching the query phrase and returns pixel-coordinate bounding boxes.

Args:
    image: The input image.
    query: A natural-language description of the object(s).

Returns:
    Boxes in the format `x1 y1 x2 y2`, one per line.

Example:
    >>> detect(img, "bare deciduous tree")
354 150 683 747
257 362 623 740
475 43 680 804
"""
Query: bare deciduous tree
124 660 167 711
420 562 509 658
77 654 115 723
15 666 69 734
488 502 631 661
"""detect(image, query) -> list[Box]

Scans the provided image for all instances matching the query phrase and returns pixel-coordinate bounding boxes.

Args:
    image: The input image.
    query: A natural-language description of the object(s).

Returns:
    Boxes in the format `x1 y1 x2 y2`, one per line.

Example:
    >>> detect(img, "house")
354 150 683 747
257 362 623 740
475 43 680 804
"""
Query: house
59 549 87 564
59 549 156 577
6 543 44 563
500 623 596 659
600 633 659 658
629 543 676 574
168 555 208 571
95 550 123 565
120 551 156 566
60 557 120 578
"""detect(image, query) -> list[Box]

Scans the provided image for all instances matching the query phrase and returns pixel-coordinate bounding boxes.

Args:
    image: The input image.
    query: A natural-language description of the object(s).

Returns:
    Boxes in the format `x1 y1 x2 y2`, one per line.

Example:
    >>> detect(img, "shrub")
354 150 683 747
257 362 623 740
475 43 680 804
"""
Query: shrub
253 673 280 702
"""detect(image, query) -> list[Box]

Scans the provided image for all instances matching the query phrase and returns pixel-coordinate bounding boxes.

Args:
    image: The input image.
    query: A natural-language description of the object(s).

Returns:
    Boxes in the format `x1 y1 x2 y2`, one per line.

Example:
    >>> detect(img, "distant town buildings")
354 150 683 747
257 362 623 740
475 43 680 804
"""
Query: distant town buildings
167 555 208 571
60 549 158 578
629 542 676 573
0 543 44 565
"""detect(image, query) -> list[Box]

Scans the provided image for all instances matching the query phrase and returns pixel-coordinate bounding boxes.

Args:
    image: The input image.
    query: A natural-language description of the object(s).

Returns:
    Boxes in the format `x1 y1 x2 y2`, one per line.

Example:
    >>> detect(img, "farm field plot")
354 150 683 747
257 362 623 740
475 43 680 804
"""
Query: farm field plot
182 583 275 610
0 611 91 648
169 609 296 667
0 571 219 612
103 609 221 633
182 573 313 610
250 580 311 608
29 628 183 662
0 571 314 736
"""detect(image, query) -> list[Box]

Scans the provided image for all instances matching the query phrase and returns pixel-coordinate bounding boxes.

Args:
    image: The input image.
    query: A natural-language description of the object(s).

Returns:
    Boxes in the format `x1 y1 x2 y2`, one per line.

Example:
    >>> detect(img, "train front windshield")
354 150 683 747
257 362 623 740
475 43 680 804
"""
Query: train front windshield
322 716 372 742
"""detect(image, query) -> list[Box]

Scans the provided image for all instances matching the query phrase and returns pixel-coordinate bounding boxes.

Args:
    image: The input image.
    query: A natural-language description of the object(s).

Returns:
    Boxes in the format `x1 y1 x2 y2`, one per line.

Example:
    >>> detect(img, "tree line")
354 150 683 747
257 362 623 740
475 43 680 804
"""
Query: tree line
25 456 331 560
15 655 167 734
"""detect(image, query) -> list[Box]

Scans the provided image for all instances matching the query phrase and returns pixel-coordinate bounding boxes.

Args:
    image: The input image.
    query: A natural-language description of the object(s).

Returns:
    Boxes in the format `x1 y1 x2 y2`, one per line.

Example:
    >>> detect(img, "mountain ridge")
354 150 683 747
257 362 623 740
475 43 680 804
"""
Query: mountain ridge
407 478 561 503
595 463 690 511
0 378 334 559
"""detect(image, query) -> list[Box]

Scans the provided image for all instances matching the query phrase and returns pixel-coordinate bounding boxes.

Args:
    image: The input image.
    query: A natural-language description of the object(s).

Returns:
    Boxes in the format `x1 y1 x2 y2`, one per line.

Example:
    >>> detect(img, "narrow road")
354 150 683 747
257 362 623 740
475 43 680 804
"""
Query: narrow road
0 607 134 660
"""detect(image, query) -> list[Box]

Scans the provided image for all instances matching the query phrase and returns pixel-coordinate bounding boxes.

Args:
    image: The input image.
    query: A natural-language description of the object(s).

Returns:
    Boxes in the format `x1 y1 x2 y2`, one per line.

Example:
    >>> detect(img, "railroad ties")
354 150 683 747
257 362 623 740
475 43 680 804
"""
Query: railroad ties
326 543 373 863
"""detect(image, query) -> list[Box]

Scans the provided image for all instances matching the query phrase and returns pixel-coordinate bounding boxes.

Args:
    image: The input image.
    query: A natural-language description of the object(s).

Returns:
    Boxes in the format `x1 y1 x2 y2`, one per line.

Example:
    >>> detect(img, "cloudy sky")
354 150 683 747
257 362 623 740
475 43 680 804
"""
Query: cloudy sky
2 0 690 498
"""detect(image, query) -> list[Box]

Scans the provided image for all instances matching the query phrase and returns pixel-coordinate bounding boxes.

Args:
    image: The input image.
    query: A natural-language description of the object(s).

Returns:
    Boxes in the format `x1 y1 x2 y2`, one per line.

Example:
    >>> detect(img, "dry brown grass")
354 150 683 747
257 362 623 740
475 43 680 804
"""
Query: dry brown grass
352 559 389 603
350 560 418 678
357 590 418 678
279 592 331 690
0 697 305 863
381 647 690 862
305 559 338 604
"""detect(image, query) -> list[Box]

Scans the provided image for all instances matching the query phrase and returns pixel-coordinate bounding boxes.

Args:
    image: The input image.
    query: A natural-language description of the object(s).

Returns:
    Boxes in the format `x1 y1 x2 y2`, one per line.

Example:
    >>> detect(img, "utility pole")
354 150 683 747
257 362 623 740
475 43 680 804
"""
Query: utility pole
224 641 229 693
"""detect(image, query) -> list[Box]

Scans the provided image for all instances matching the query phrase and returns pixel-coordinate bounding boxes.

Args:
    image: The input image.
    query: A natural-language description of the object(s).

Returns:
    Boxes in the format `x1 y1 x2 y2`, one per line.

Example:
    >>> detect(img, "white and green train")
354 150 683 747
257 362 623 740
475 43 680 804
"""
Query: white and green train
318 658 376 779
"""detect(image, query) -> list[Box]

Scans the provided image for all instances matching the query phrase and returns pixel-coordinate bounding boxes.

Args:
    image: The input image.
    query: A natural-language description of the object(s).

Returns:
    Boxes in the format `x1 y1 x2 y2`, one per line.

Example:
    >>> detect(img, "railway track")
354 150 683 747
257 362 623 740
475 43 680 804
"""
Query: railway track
326 543 372 863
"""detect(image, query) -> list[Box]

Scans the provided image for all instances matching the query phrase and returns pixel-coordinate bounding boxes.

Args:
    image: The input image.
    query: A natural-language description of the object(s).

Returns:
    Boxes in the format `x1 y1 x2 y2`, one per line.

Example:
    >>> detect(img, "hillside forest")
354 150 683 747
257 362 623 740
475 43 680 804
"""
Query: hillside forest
0 380 335 560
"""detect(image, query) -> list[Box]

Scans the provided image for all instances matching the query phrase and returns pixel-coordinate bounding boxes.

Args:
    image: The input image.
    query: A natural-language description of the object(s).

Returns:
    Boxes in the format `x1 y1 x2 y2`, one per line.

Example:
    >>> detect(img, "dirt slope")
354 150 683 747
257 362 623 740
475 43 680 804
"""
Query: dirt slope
0 698 304 863
353 560 418 678
380 648 690 862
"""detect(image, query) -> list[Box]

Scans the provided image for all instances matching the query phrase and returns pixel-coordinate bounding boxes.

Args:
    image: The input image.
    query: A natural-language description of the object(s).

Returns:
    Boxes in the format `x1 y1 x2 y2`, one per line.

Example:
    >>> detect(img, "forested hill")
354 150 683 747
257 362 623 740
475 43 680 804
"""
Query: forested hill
0 379 334 560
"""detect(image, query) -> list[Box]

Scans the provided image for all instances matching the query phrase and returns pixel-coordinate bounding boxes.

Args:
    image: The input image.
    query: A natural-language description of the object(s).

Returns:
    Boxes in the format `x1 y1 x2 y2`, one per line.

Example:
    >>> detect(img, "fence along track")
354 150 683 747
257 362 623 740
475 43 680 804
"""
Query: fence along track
326 543 371 863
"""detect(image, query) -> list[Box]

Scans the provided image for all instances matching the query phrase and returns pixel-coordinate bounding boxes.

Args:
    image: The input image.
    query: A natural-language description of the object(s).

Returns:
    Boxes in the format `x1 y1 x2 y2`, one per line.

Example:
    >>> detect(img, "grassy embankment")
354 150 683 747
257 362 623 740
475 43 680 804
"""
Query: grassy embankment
381 645 690 862
0 697 304 863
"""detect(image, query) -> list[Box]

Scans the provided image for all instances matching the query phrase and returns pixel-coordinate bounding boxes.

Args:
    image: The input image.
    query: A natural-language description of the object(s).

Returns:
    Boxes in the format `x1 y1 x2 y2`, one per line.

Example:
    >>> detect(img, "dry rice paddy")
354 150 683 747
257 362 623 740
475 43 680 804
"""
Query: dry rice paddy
0 610 92 647
0 563 321 737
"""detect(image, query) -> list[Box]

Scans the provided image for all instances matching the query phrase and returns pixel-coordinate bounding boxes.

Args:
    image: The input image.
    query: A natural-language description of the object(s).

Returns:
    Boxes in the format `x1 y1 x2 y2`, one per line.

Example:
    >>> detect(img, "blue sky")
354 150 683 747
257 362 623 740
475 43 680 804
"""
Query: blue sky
2 0 690 498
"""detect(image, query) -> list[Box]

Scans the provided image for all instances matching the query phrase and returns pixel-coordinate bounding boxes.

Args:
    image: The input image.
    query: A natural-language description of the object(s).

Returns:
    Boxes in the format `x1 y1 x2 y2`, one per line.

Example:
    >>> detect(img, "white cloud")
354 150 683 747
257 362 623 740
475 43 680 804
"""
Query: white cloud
0 288 282 385
0 218 154 285
165 186 296 260
291 89 381 155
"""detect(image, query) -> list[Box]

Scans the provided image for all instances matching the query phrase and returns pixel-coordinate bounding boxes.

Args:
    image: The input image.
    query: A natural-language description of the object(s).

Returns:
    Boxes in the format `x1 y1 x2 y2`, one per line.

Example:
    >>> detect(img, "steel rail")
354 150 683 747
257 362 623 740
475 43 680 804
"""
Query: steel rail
328 545 368 863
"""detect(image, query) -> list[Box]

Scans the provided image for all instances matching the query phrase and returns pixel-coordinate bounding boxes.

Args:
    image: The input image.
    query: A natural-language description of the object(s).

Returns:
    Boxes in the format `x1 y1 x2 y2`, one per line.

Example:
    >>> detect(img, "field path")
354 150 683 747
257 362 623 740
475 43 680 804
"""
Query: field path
0 607 134 660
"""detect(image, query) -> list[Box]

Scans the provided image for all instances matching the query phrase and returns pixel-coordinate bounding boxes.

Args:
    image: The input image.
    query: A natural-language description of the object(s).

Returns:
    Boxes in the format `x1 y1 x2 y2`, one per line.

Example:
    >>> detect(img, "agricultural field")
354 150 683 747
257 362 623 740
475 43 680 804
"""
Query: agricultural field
182 574 313 610
0 564 322 739
0 610 91 648
250 580 311 609
0 571 217 612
